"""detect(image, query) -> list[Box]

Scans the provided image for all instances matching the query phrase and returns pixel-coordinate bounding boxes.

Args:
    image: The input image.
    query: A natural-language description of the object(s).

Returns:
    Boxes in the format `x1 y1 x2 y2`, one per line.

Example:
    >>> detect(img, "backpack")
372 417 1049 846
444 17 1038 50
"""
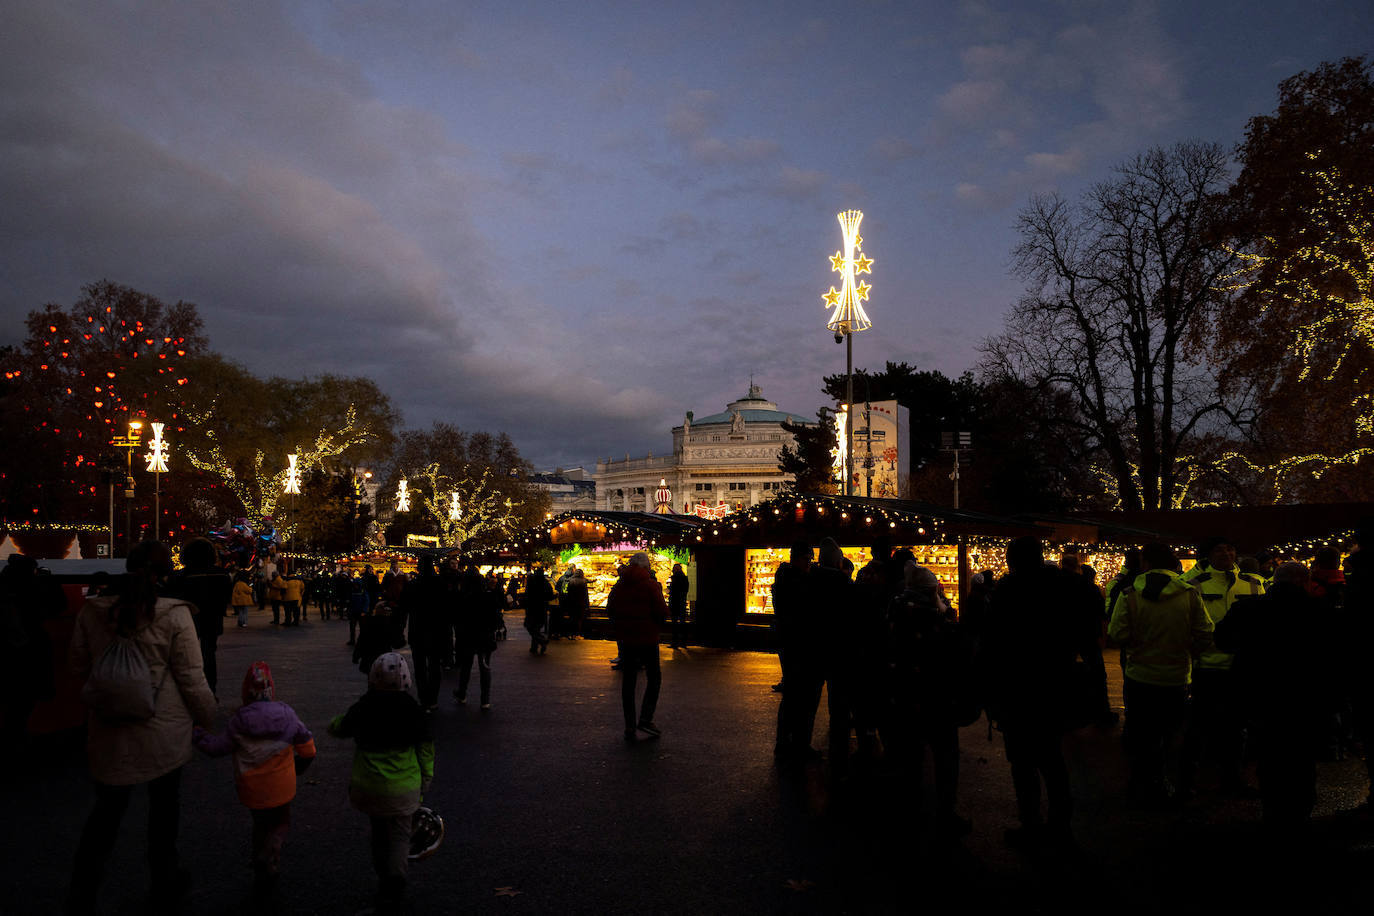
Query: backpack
81 632 159 721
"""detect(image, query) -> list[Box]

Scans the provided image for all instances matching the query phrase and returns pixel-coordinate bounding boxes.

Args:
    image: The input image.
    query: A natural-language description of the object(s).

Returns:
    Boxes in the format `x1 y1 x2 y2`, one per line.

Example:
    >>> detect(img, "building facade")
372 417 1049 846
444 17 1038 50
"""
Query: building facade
529 467 598 515
595 384 815 515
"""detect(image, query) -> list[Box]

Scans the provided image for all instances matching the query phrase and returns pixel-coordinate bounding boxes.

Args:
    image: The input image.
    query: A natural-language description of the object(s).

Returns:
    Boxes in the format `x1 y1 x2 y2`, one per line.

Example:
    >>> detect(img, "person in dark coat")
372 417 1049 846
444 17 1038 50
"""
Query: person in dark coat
0 554 64 758
563 568 590 639
667 564 690 648
607 553 667 740
399 557 452 712
451 565 504 710
1214 561 1331 831
983 536 1095 849
794 537 856 778
165 537 232 696
771 540 812 759
1344 524 1374 810
522 568 554 655
885 561 971 840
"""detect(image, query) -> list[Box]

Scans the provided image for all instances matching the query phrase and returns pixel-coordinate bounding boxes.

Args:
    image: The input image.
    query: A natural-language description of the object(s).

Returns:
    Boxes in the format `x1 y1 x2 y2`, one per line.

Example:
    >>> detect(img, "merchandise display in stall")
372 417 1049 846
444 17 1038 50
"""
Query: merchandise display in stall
744 544 962 615
548 546 694 610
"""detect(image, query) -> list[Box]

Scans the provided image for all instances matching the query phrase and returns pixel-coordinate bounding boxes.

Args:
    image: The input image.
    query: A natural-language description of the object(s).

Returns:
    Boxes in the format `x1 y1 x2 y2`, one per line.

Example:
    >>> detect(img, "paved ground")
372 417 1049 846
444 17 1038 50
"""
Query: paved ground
6 605 1374 914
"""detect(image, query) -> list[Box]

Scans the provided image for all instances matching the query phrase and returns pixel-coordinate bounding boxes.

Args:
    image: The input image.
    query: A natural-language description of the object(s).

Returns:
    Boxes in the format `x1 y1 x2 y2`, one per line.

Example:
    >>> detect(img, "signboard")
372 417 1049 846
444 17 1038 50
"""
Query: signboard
96 543 109 557
841 399 909 498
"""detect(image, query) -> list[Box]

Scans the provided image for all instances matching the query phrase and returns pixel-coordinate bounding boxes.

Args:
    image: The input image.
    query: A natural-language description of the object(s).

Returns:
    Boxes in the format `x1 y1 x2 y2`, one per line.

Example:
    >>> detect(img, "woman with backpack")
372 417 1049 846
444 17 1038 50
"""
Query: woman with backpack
65 540 217 914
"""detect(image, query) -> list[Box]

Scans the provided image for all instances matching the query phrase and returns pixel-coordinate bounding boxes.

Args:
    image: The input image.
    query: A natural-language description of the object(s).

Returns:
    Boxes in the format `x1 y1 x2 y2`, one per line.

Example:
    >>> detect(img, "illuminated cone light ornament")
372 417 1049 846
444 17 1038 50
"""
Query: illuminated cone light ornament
822 209 873 496
144 422 169 473
396 478 411 512
655 478 673 514
450 492 462 521
823 210 872 335
283 454 302 495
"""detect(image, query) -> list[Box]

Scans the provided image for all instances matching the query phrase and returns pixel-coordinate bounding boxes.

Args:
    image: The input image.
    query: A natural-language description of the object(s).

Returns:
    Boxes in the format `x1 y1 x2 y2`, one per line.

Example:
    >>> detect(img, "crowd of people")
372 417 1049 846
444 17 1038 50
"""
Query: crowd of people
19 522 1373 912
769 530 1374 854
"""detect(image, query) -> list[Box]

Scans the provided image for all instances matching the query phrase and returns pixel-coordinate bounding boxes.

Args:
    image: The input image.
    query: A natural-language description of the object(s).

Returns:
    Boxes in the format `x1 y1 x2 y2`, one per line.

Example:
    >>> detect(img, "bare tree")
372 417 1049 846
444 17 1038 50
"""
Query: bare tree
981 143 1243 510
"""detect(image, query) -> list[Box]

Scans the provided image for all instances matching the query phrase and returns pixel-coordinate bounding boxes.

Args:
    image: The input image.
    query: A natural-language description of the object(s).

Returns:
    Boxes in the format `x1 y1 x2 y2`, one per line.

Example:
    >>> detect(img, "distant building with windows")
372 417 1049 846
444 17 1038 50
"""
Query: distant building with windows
595 383 816 515
529 467 597 515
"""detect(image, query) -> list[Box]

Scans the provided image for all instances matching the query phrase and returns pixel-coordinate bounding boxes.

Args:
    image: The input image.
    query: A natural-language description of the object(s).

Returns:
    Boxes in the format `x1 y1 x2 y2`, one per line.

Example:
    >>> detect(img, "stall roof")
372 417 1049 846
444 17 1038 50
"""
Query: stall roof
1071 503 1374 555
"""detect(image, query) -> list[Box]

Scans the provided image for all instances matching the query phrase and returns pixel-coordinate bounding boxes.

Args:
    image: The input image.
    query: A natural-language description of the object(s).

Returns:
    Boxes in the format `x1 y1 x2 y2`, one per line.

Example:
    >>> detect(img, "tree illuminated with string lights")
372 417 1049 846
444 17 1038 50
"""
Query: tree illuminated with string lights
0 281 205 522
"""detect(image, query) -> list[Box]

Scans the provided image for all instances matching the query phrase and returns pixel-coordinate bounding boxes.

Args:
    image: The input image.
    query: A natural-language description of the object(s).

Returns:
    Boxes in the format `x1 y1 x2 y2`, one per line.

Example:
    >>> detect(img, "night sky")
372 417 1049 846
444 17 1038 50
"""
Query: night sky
3 1 1370 471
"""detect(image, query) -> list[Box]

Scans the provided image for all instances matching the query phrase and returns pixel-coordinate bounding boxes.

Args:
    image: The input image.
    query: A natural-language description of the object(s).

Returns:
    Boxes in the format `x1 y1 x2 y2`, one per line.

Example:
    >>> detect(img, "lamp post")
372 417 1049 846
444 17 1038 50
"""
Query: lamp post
112 421 143 555
144 422 170 541
823 210 873 497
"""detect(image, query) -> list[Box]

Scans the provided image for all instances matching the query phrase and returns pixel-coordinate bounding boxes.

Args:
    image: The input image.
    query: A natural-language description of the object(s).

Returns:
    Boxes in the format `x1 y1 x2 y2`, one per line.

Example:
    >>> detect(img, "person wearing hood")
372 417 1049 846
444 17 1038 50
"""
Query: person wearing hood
607 553 668 740
1181 535 1265 797
1108 542 1213 805
329 652 435 911
193 661 316 902
564 566 590 639
885 560 971 839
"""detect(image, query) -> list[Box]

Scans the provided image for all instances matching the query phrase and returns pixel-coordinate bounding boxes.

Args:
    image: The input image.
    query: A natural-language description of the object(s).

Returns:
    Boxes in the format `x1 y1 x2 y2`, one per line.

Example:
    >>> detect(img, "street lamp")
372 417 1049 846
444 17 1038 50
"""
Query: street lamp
822 209 873 496
144 422 169 541
112 420 144 555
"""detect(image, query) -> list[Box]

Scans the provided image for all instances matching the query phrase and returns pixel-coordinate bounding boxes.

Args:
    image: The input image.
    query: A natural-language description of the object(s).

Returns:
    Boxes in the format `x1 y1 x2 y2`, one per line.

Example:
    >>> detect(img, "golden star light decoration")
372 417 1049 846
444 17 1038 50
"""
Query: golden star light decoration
824 209 873 334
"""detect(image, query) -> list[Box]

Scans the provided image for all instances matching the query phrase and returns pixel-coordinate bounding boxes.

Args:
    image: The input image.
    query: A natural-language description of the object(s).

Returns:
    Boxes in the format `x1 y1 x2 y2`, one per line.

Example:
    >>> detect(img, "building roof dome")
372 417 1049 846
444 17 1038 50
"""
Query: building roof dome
690 383 812 426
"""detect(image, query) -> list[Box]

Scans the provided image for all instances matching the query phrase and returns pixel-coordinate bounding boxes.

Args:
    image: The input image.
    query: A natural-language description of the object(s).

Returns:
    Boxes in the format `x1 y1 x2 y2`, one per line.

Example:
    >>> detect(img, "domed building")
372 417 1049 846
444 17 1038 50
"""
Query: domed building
595 383 816 516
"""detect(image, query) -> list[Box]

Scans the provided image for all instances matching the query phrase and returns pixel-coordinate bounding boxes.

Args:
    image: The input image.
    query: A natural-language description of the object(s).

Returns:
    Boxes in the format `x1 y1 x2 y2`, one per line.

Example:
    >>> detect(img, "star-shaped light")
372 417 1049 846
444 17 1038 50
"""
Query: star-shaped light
853 253 873 274
856 281 871 300
830 251 846 272
822 288 841 307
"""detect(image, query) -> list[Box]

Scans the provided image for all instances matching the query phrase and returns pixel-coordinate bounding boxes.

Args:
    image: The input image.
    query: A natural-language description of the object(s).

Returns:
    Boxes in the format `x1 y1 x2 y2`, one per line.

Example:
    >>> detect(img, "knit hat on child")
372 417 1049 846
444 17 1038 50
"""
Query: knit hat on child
368 652 413 694
241 660 274 704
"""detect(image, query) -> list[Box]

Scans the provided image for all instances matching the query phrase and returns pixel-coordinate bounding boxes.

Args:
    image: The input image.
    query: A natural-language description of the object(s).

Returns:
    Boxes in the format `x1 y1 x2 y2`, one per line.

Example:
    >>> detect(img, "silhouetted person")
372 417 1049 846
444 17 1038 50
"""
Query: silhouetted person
164 537 232 695
668 563 690 648
771 540 813 760
885 560 971 840
452 565 503 711
564 567 590 639
399 556 451 712
1343 523 1374 811
523 567 554 655
1062 552 1116 727
1215 562 1331 831
1181 535 1265 796
0 554 63 761
607 552 667 740
983 536 1093 848
799 537 856 779
853 538 904 761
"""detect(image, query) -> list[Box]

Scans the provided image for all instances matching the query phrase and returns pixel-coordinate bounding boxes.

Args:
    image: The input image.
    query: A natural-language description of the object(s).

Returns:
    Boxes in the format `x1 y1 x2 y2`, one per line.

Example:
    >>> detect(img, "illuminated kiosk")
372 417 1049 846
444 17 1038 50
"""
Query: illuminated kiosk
471 497 1046 647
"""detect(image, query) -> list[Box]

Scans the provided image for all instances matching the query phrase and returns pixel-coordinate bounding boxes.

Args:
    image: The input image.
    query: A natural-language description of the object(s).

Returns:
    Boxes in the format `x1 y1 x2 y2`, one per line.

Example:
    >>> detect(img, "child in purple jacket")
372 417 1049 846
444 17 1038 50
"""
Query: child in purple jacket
194 661 316 903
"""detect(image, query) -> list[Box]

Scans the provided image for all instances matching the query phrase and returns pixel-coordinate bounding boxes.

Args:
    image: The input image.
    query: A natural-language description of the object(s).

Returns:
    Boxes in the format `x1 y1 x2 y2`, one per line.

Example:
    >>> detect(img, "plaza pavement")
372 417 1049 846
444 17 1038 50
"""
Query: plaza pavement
5 604 1374 914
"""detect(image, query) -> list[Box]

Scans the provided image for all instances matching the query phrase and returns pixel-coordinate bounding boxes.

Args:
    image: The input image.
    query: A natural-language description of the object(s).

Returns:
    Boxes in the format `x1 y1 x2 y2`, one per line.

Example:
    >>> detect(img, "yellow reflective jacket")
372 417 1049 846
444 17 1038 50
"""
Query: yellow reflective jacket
1181 564 1265 670
1108 570 1213 687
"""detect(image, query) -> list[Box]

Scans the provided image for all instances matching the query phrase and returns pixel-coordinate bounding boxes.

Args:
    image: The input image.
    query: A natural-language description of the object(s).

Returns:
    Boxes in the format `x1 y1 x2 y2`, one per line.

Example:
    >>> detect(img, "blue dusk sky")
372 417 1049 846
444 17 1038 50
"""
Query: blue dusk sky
2 1 1370 470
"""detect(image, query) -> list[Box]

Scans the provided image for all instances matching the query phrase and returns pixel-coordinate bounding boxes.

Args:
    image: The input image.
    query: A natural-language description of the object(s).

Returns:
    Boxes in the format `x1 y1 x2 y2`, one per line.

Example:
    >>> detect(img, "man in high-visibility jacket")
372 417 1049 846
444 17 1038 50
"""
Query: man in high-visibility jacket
1108 542 1213 804
1179 536 1265 796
